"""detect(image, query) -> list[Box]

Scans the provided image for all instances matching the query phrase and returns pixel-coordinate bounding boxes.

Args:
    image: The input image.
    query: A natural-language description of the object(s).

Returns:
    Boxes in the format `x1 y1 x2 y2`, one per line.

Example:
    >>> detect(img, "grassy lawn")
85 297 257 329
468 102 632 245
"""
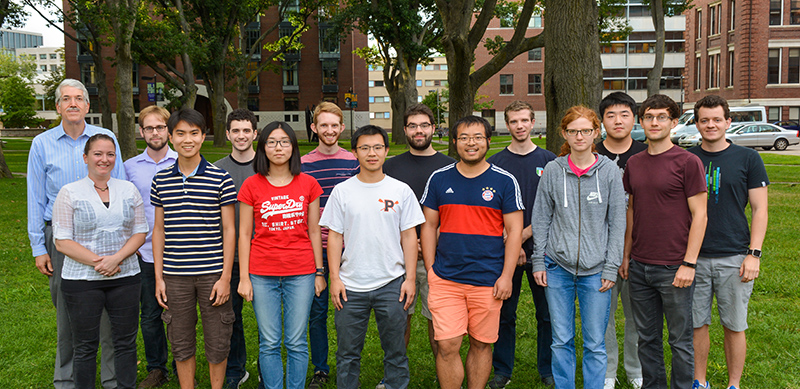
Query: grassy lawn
1 136 798 388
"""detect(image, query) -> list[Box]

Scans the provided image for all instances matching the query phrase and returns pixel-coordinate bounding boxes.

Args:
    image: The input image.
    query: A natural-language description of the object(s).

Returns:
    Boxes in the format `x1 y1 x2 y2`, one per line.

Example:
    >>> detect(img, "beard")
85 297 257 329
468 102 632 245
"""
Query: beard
406 132 433 151
146 138 167 151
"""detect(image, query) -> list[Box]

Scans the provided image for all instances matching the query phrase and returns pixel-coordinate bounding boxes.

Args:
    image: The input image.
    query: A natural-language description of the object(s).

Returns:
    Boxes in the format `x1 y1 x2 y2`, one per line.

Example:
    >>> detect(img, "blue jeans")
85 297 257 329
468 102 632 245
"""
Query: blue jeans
225 262 247 386
493 262 553 380
308 253 330 374
544 256 611 389
628 260 694 389
139 257 170 375
251 273 315 389
334 276 409 389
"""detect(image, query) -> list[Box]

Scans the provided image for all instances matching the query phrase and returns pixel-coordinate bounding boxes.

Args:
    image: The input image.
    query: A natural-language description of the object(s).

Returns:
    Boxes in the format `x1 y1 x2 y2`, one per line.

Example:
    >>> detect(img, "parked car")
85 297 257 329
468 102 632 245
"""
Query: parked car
678 131 703 147
600 123 646 142
773 120 800 133
670 105 767 144
726 123 800 150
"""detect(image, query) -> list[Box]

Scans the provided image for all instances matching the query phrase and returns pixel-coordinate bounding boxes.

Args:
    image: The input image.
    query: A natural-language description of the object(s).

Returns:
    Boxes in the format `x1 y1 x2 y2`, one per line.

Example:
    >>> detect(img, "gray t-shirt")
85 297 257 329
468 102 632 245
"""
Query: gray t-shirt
214 155 255 261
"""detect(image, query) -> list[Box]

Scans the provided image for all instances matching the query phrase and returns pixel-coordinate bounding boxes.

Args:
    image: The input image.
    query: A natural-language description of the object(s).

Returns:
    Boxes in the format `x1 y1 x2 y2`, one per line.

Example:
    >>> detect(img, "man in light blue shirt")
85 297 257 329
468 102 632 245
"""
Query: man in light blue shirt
124 105 178 388
27 79 125 389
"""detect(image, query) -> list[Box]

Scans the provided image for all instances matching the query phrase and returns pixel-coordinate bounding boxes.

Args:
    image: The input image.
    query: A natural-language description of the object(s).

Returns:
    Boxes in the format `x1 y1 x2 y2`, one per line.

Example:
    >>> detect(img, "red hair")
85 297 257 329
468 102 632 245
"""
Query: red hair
558 106 600 157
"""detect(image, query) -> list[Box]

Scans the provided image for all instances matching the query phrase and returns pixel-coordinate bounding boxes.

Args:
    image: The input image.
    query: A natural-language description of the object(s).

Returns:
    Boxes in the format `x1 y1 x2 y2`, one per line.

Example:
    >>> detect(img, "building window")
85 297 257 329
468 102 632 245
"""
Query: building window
50 64 58 72
80 63 95 85
729 0 735 30
528 48 542 61
696 10 702 39
247 61 259 86
695 56 702 90
790 48 800 84
248 97 260 112
793 0 800 24
319 27 339 54
369 80 385 87
283 62 298 86
709 4 718 36
49 53 57 59
416 80 422 87
768 49 781 84
628 6 651 17
41 65 47 72
768 107 781 122
770 0 782 25
322 60 338 86
790 107 800 120
279 26 298 56
499 74 513 95
131 63 139 88
246 28 261 55
708 53 719 89
528 15 542 28
499 14 514 28
425 64 434 71
528 74 542 94
40 54 46 59
284 97 298 111
369 112 391 119
728 50 735 87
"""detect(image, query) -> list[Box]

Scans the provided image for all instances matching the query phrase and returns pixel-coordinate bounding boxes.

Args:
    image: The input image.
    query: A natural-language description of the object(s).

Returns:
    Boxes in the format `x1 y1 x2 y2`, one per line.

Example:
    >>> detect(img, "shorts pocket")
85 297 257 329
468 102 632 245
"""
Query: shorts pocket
161 309 172 324
221 311 235 325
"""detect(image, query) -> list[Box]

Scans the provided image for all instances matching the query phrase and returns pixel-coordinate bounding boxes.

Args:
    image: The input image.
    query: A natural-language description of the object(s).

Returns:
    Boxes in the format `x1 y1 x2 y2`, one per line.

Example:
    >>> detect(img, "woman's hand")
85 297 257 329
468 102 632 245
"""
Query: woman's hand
314 275 327 297
533 270 547 287
238 277 253 302
94 255 122 277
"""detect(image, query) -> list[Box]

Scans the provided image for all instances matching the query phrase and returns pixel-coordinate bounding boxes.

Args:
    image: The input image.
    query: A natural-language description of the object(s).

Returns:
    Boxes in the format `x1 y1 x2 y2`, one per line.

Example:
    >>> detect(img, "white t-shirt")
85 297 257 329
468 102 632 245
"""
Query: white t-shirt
319 175 425 292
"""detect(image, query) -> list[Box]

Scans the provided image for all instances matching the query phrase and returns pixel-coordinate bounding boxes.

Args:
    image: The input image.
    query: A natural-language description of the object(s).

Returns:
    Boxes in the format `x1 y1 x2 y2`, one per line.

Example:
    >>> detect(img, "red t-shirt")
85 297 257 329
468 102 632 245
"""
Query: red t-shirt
238 173 323 276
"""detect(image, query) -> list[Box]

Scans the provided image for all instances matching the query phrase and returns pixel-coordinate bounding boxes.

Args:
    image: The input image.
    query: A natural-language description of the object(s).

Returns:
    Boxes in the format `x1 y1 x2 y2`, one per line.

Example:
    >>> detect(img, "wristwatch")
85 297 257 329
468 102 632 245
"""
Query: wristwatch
747 248 762 258
681 261 697 269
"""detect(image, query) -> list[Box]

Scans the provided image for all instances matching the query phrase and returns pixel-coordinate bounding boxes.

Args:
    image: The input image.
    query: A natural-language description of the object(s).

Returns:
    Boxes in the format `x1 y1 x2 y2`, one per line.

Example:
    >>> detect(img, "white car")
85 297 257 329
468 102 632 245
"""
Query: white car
726 123 800 150
678 132 703 147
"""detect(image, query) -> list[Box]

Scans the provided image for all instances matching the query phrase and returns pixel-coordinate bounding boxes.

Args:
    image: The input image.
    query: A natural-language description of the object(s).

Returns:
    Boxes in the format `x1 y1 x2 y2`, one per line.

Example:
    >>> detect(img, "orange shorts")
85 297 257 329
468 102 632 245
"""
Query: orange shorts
427 269 502 343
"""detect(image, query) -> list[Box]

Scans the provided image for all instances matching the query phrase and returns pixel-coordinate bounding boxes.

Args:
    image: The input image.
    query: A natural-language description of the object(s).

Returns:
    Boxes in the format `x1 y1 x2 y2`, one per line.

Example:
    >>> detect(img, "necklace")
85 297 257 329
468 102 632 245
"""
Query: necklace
94 185 109 192
268 174 292 186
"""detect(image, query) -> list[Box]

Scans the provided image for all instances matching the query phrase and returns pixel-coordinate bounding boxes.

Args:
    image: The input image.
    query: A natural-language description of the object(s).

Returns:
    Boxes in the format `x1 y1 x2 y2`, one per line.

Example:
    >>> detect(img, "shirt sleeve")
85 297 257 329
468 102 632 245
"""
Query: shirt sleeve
746 150 770 189
131 187 149 235
238 176 255 206
150 177 162 208
219 172 238 206
26 137 48 256
319 185 344 234
501 173 525 214
420 172 439 210
51 188 74 241
308 175 324 203
683 154 708 198
399 185 426 232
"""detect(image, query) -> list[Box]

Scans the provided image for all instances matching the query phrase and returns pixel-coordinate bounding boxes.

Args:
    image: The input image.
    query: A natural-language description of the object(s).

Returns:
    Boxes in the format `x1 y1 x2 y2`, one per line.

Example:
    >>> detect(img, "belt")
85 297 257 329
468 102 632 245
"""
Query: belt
44 220 51 226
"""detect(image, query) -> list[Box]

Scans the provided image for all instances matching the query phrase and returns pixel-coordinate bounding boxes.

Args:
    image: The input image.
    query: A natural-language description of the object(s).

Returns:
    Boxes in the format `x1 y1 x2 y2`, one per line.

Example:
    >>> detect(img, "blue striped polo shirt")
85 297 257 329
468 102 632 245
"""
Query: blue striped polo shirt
150 156 237 275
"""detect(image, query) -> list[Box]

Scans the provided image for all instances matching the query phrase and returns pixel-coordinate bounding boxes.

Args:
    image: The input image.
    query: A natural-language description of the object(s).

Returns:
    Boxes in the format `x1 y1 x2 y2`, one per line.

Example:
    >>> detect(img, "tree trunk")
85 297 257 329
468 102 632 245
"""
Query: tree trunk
93 55 114 132
385 56 417 145
110 0 139 160
207 69 228 147
0 142 13 178
543 0 602 154
647 0 666 97
441 28 476 158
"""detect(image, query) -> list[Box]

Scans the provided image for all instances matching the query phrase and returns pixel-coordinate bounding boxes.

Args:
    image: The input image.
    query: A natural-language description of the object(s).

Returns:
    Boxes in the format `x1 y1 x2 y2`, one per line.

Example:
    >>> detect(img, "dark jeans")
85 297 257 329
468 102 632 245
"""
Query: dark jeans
629 260 695 389
493 263 553 379
63 281 141 389
308 253 330 374
226 262 248 385
139 257 170 374
334 276 409 389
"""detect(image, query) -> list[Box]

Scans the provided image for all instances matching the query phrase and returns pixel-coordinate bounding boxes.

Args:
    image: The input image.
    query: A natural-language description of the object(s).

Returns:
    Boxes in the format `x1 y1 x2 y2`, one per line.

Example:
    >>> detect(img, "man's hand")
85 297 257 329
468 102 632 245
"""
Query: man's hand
493 275 513 300
533 271 547 287
599 279 615 293
400 278 416 310
517 248 526 266
209 278 230 307
618 257 630 280
740 255 760 282
35 254 53 276
155 278 168 309
238 277 253 302
330 277 347 310
672 265 695 288
314 276 327 297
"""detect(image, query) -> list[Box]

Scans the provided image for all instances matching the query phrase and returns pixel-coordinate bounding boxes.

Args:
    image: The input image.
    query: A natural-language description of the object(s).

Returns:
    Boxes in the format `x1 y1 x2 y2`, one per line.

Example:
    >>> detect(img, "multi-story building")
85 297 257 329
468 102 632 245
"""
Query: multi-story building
16 47 64 80
0 29 44 53
62 9 369 136
685 0 800 122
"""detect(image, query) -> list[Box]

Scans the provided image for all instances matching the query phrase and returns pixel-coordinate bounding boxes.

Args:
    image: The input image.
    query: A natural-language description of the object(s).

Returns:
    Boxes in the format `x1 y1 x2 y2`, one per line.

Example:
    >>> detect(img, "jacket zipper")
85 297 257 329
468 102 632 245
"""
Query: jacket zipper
577 175 581 274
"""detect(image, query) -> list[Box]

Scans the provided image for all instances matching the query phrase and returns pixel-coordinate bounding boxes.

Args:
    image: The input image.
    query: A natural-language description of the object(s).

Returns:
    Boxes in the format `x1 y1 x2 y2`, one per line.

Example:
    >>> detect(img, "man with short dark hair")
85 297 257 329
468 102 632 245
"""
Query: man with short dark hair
421 116 523 389
688 95 768 389
28 78 124 388
125 104 178 388
624 94 707 389
214 108 259 389
597 92 646 389
486 101 555 388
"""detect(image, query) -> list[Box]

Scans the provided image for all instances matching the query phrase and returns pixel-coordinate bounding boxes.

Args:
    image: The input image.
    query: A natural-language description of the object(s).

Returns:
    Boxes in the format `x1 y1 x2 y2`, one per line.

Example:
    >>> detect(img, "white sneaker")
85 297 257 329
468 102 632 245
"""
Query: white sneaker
630 378 643 389
604 378 616 389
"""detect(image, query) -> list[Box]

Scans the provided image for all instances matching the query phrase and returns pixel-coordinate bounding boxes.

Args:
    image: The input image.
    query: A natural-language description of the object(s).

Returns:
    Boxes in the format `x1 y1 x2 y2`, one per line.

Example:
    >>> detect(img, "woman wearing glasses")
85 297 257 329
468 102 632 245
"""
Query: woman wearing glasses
531 106 626 389
237 122 325 389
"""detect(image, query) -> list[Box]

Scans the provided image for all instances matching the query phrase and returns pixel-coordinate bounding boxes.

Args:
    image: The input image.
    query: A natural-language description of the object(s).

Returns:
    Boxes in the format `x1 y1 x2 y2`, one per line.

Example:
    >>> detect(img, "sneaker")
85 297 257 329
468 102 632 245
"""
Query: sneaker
308 371 329 389
604 378 616 389
375 378 386 389
223 371 250 389
630 378 643 389
727 387 739 389
139 369 169 388
541 376 555 387
487 374 511 389
693 380 711 389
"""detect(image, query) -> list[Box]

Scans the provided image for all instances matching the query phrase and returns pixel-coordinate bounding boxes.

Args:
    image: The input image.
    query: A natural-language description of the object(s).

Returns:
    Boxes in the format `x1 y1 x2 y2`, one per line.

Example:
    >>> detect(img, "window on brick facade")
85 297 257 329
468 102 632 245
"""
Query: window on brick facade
768 107 781 122
708 53 720 88
789 48 800 84
500 74 513 95
528 48 542 61
283 97 298 111
695 56 702 90
283 62 298 86
728 50 735 87
768 49 781 84
709 4 719 36
770 0 782 25
696 10 702 39
730 0 735 30
793 0 800 24
528 74 542 94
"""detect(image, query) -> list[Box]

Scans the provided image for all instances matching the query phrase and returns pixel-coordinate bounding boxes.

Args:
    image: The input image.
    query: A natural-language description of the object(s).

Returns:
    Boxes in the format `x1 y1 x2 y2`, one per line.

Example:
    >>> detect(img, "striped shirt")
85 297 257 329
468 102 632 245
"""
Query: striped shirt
301 147 359 247
150 156 237 275
27 123 126 257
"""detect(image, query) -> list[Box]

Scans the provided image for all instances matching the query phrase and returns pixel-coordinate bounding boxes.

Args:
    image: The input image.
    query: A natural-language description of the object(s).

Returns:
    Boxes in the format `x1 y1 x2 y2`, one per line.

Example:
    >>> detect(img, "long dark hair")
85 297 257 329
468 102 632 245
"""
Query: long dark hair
253 121 301 176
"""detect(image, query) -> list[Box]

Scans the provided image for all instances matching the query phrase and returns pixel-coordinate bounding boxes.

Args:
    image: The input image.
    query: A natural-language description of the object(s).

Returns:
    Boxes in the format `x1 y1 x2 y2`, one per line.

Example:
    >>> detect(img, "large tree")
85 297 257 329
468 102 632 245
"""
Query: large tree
105 0 141 159
331 0 441 144
646 0 692 97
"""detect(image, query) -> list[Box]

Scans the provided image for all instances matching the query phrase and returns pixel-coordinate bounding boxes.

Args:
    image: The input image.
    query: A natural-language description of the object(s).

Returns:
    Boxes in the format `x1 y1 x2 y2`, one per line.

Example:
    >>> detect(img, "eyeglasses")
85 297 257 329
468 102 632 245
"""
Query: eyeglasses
142 125 167 134
642 114 672 123
406 123 432 130
456 135 486 143
564 129 595 137
356 144 386 153
266 139 291 148
59 96 85 104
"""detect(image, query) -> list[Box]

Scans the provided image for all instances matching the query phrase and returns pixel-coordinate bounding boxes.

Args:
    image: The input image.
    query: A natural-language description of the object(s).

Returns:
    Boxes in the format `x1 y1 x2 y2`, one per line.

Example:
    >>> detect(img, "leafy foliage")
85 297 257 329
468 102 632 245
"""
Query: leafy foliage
0 76 43 128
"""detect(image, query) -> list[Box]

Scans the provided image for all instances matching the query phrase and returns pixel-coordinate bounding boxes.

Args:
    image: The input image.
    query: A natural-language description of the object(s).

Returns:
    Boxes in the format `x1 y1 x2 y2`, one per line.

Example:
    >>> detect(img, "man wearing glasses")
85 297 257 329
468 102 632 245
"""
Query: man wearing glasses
382 104 454 372
28 79 126 388
125 104 179 388
622 94 707 389
420 116 523 389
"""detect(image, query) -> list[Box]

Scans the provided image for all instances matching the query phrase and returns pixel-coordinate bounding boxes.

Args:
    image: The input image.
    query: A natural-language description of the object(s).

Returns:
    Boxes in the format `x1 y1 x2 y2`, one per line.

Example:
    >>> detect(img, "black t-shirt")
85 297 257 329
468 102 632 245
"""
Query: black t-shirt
688 143 769 256
486 146 557 258
383 151 456 235
596 140 648 171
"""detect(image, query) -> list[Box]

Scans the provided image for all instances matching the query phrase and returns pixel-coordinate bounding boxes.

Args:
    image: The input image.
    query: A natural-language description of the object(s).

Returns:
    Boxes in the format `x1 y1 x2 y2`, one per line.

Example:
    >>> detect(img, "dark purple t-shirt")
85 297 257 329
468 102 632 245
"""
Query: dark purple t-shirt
623 146 707 265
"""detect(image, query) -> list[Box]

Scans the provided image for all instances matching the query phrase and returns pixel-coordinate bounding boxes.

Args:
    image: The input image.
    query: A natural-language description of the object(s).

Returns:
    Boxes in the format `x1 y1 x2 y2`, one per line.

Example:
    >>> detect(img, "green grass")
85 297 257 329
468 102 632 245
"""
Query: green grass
1 139 799 388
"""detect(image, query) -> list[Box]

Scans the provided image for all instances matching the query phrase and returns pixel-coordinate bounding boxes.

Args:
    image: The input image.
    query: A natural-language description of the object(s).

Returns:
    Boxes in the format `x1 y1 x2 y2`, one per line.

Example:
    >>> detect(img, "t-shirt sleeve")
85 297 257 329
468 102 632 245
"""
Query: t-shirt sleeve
420 172 439 210
501 174 525 214
52 188 74 241
150 178 162 208
219 172 238 206
399 185 426 231
319 185 344 234
307 175 324 203
683 154 708 198
237 175 256 206
746 151 770 189
132 188 150 235
622 165 632 195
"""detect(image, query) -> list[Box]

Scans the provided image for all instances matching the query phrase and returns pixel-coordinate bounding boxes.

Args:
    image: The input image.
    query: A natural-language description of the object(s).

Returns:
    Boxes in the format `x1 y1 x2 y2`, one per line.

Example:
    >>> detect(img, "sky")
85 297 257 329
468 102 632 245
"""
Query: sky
21 4 65 47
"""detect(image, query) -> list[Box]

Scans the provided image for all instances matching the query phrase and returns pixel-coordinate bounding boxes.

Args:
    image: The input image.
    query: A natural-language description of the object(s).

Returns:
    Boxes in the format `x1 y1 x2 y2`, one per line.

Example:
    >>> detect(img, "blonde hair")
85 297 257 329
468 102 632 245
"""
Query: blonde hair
138 105 170 126
313 101 343 124
558 106 599 157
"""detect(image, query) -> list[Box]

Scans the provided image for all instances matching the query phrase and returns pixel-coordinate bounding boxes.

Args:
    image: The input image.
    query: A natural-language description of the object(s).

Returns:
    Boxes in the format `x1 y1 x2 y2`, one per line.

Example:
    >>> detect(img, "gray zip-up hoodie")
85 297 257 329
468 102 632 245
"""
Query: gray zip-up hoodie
531 154 626 281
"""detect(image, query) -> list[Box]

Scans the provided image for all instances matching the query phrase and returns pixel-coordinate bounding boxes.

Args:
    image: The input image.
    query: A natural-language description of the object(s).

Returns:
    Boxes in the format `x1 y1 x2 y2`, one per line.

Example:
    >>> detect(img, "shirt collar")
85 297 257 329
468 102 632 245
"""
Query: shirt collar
169 155 208 177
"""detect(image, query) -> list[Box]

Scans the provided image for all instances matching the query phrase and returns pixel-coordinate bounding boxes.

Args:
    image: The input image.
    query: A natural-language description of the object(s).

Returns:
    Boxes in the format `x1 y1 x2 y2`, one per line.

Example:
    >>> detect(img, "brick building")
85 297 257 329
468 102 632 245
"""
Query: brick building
62 7 369 136
685 0 800 122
